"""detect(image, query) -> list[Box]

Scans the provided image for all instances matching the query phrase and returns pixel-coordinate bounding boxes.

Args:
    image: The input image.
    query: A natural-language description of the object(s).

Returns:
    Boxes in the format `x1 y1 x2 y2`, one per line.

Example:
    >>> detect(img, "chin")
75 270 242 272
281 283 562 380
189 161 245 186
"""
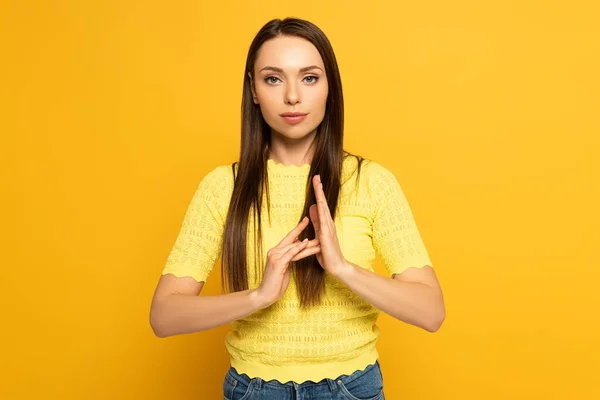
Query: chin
275 122 320 138
278 128 316 140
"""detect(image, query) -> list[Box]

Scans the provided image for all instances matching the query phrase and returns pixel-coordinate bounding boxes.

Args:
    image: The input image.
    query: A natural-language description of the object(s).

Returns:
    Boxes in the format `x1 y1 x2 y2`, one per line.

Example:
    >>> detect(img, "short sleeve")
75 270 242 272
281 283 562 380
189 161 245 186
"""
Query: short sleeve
369 162 433 277
161 165 232 283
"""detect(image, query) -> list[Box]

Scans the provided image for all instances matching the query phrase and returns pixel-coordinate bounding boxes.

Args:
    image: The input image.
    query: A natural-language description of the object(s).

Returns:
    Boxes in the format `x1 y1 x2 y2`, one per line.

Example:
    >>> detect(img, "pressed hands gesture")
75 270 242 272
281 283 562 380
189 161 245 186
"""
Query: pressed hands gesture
255 174 349 307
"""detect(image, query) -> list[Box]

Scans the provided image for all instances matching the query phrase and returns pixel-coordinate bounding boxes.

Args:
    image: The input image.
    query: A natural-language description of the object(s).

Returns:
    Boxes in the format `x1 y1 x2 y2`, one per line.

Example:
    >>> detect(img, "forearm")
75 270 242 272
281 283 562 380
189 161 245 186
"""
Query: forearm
335 261 445 332
151 289 267 338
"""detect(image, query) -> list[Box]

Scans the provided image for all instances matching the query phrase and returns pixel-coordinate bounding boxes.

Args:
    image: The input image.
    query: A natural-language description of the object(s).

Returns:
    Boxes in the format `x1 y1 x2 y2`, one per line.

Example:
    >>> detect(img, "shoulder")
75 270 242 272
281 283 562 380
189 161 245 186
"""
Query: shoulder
342 155 398 188
196 163 235 199
363 159 399 188
346 157 402 209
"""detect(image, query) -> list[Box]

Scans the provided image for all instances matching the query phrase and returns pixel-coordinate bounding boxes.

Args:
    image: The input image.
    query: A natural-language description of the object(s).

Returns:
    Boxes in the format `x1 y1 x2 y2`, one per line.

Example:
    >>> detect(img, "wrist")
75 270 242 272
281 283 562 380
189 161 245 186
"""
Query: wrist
249 288 271 310
333 259 355 280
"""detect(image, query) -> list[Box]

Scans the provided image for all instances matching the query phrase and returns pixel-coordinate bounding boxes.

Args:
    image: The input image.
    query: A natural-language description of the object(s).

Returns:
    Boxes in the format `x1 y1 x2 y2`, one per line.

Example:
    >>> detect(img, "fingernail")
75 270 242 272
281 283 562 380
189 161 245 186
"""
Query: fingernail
303 238 308 243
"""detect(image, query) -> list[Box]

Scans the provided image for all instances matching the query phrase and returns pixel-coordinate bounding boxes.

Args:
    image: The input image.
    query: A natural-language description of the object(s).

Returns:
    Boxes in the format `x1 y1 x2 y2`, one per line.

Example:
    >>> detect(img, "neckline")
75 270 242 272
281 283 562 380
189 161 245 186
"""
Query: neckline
267 158 311 173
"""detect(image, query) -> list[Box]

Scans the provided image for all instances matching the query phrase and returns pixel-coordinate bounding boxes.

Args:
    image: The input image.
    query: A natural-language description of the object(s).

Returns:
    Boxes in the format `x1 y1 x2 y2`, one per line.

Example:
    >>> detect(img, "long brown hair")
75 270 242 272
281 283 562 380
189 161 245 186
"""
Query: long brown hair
221 17 366 309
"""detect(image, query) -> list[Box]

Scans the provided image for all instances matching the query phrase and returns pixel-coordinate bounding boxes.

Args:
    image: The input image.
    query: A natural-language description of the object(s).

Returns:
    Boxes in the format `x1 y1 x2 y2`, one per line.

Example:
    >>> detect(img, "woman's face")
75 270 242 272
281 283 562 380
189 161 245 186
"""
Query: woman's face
249 35 328 142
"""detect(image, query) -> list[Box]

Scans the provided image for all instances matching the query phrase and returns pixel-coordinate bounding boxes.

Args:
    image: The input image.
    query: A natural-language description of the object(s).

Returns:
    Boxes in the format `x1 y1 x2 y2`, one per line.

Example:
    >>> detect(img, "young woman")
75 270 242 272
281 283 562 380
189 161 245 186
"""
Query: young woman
150 17 445 400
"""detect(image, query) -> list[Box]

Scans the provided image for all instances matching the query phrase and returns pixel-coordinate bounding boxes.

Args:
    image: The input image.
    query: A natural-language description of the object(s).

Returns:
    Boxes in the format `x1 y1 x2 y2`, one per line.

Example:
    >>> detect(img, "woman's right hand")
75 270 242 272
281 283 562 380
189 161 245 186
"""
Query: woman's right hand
254 216 321 308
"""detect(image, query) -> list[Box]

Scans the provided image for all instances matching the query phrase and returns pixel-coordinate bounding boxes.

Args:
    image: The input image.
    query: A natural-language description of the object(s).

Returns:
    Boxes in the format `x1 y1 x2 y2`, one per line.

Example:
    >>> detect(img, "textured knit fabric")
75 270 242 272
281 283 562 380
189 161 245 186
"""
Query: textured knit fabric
161 155 433 384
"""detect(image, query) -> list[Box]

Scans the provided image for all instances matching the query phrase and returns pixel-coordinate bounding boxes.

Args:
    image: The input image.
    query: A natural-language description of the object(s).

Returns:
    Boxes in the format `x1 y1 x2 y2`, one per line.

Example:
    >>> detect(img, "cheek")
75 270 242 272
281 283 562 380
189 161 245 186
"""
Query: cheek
256 94 278 115
315 86 329 107
257 98 282 126
313 89 328 115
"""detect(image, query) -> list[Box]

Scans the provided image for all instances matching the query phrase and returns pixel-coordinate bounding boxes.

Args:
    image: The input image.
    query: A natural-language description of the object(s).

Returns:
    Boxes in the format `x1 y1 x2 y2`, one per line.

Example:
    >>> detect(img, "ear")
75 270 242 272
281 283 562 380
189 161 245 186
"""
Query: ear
248 71 258 104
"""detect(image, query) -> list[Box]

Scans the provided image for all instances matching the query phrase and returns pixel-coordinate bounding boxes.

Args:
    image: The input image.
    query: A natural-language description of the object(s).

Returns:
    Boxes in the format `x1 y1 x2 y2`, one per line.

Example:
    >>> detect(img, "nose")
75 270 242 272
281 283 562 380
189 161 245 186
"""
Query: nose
284 80 300 105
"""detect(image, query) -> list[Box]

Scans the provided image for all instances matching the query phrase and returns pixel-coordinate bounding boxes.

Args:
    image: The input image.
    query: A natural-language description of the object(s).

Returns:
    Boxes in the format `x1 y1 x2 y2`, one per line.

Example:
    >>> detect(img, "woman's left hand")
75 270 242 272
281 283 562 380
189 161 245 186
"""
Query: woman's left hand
309 174 349 278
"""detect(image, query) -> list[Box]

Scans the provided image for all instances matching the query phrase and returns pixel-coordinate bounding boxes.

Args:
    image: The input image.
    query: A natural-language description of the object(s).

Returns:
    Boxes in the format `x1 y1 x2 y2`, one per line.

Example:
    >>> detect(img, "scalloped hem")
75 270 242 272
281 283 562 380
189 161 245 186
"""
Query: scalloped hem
267 158 311 172
229 346 379 385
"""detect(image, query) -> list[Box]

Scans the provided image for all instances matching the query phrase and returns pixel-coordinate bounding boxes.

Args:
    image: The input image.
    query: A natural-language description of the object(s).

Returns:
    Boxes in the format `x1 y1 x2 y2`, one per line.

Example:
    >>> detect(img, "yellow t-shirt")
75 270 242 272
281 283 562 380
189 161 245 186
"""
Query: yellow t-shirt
161 155 433 384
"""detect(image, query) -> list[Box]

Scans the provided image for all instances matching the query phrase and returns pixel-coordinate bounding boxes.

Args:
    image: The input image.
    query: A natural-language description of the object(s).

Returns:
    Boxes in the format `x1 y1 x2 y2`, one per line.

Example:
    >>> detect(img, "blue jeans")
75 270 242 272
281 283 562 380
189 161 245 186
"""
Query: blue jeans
223 359 385 400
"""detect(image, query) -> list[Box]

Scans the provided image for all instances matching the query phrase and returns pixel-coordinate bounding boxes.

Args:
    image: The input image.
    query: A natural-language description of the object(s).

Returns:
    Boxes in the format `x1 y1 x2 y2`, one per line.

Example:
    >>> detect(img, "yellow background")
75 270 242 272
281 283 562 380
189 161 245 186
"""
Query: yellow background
2 1 599 398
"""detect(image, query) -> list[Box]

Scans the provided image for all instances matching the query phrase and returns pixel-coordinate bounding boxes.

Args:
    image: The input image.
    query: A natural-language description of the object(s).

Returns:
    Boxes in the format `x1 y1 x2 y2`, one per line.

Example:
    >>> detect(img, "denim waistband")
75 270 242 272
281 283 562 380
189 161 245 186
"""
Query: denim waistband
227 359 381 390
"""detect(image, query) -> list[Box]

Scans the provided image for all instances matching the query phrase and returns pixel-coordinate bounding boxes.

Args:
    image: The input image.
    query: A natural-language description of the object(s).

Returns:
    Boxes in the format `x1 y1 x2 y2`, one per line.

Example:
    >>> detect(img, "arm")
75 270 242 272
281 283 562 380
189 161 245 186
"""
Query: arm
349 161 444 332
334 263 445 332
149 274 268 338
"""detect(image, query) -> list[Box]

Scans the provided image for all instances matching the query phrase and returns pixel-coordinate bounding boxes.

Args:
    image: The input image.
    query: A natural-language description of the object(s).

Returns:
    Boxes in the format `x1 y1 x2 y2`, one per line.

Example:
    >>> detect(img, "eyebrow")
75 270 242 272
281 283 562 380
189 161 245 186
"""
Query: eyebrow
258 65 323 73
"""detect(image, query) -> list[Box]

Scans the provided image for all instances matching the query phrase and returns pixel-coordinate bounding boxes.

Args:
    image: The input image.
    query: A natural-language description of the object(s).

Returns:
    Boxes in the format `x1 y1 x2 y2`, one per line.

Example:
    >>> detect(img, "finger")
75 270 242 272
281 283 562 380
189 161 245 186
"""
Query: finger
280 239 309 264
279 216 310 247
323 200 334 230
294 237 320 248
306 238 320 247
318 199 329 234
313 175 332 224
313 175 323 202
291 244 321 261
309 204 320 234
275 239 299 255
274 237 318 258
317 175 333 221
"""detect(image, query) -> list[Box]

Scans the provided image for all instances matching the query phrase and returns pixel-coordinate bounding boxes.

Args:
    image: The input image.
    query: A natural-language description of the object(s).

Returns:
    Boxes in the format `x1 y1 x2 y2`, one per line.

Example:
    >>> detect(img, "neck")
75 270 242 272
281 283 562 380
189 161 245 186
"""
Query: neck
268 129 316 166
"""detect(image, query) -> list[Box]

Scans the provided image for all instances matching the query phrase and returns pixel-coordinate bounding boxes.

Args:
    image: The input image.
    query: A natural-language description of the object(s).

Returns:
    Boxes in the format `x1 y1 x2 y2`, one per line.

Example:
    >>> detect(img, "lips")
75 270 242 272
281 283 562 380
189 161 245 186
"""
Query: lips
280 112 307 117
281 113 307 125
